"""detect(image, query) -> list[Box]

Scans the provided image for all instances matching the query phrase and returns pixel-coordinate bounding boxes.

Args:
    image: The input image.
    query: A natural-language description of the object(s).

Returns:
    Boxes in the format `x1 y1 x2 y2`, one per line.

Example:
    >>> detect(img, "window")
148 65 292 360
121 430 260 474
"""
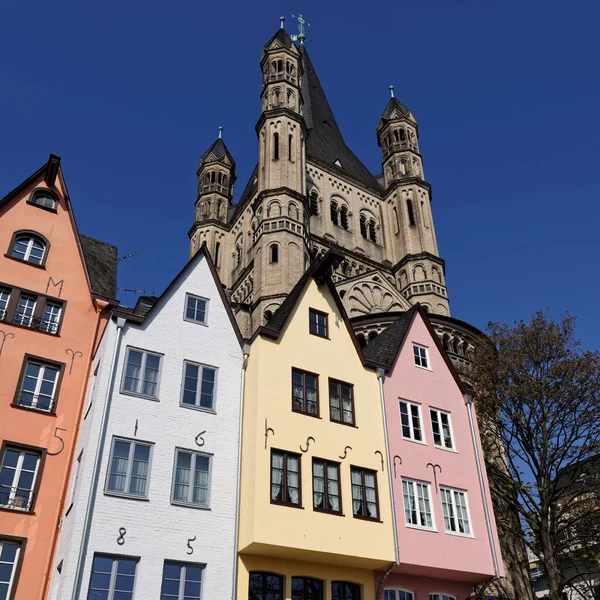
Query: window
172 450 210 507
181 362 217 410
330 201 338 225
88 554 137 600
402 479 434 529
292 369 319 416
106 439 152 498
440 487 471 535
0 539 22 600
271 450 301 506
122 348 162 398
270 244 279 264
273 133 279 160
413 344 429 369
399 400 423 442
429 595 456 600
310 192 319 215
313 459 341 514
185 295 208 324
339 205 349 229
40 301 62 334
351 467 378 520
0 446 41 512
332 582 361 600
309 309 328 338
329 379 355 426
407 199 415 226
15 358 62 412
249 572 283 600
161 561 204 600
292 578 323 600
29 189 57 210
0 288 10 321
393 207 400 233
9 233 47 265
385 591 414 600
368 220 377 243
360 215 367 238
13 294 36 327
430 409 454 450
288 134 293 161
214 242 220 267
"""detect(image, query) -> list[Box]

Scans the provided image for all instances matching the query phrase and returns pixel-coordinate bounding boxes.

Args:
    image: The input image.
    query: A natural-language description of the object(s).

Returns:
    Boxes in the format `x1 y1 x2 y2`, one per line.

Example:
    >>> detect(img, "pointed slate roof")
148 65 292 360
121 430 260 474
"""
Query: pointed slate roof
300 46 381 192
380 96 412 121
264 27 294 49
198 138 236 177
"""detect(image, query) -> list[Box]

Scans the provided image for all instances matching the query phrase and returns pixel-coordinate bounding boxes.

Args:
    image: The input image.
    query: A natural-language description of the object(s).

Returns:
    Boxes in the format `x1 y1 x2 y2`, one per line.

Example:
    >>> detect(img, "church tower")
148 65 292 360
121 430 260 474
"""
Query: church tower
377 90 450 315
251 22 310 325
188 132 236 274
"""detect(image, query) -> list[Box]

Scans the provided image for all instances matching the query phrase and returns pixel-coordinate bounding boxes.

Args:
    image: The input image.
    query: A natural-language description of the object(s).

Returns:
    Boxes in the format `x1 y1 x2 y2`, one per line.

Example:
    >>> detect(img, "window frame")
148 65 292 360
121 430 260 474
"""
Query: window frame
429 594 456 600
7 230 49 267
39 300 62 334
0 286 11 321
440 486 473 537
292 577 324 600
170 448 212 509
328 378 355 426
350 466 380 521
104 437 153 500
270 449 302 508
12 354 65 414
184 293 209 326
399 400 425 443
160 560 205 600
308 308 328 339
312 458 342 515
249 571 284 600
0 441 46 514
413 343 430 369
120 346 163 400
291 368 320 418
384 589 415 600
0 535 26 600
27 188 58 212
87 553 139 600
401 478 435 530
332 581 361 600
180 360 218 412
430 408 454 451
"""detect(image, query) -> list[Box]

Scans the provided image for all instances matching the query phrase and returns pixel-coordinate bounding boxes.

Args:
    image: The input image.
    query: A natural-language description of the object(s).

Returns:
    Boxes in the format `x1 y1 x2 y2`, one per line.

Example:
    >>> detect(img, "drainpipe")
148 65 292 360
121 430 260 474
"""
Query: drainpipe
375 368 400 600
71 317 126 600
231 343 250 600
464 393 501 580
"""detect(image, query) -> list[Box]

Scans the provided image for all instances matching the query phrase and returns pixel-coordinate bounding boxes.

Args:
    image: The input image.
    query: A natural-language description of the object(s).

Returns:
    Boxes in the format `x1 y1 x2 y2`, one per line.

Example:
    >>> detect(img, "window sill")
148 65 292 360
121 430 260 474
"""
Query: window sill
330 419 357 429
401 437 428 447
404 523 438 533
444 530 474 539
434 445 457 454
183 317 208 327
414 364 432 372
0 505 35 515
4 254 47 269
180 403 216 415
291 408 321 419
309 332 330 340
270 500 304 509
171 500 211 511
352 515 382 523
11 403 56 416
104 491 150 502
26 200 57 213
119 390 160 402
314 508 344 517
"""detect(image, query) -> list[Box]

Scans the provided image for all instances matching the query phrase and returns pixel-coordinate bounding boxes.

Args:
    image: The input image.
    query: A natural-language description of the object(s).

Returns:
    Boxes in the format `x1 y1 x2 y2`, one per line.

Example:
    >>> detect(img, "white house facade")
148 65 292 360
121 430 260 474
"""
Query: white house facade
49 246 244 600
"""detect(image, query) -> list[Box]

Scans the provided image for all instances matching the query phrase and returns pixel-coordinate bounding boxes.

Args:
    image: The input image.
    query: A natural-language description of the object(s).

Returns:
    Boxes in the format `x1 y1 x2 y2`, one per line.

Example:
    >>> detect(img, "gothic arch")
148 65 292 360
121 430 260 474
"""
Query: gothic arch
432 266 442 284
267 200 281 217
413 264 427 281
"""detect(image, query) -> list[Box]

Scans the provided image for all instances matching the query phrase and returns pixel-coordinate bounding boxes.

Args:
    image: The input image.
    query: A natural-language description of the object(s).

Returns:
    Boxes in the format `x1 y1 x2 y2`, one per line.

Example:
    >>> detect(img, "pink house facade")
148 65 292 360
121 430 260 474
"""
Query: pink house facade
364 305 503 600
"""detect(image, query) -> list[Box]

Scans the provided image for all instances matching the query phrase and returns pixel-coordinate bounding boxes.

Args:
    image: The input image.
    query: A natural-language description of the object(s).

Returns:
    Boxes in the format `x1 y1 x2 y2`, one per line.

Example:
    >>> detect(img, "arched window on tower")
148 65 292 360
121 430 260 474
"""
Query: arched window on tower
360 214 367 239
340 205 349 230
264 310 273 325
214 242 220 267
286 60 295 82
272 59 283 80
273 133 279 160
309 191 319 216
270 244 279 264
399 128 406 141
407 199 416 226
288 135 293 161
330 201 338 226
368 219 377 243
204 200 211 216
210 171 216 184
393 130 400 143
393 207 400 233
399 158 407 175
217 200 223 218
286 89 294 108
273 88 281 107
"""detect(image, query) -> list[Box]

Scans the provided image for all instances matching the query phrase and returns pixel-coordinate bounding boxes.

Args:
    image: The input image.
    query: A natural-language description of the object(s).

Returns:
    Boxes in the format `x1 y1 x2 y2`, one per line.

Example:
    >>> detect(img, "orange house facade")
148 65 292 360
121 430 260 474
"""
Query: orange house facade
0 155 117 600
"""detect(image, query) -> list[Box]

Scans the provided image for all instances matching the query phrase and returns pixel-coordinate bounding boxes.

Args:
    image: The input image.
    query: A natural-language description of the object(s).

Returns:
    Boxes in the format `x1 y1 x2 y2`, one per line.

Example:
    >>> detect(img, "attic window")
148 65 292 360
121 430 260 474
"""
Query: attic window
334 159 342 168
29 189 57 211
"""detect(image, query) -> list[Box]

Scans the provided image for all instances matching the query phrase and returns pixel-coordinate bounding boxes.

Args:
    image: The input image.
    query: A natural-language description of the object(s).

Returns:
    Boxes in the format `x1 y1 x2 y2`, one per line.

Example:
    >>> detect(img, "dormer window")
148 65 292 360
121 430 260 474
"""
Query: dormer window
10 232 48 266
29 189 57 211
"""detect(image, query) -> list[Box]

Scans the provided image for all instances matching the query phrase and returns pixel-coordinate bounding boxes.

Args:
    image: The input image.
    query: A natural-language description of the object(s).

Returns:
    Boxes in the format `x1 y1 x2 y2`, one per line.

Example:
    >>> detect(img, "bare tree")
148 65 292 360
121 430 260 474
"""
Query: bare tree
471 310 600 600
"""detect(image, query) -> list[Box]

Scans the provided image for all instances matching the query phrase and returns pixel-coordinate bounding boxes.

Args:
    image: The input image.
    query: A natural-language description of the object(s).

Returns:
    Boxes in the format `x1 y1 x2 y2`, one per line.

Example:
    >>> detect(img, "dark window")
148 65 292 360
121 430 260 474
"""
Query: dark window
249 572 283 600
88 554 138 600
3 285 64 335
400 400 422 441
271 450 301 506
270 244 279 264
214 242 220 267
368 220 377 243
172 450 210 507
407 199 415 226
330 201 338 225
0 445 42 512
10 232 47 265
15 357 63 413
288 134 293 161
185 295 208 324
273 133 279 160
292 369 319 416
106 438 152 498
351 467 379 520
160 561 204 600
29 189 57 211
0 539 23 599
310 193 319 215
340 206 349 230
0 287 9 321
309 309 328 338
122 348 162 397
329 379 355 425
360 215 367 239
181 362 216 410
393 207 400 233
292 577 323 600
312 459 341 514
332 582 361 600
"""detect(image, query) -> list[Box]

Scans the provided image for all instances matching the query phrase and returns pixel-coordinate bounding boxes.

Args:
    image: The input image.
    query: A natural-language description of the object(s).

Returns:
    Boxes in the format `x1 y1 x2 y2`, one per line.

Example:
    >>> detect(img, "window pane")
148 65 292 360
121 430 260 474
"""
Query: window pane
200 367 216 409
143 354 160 396
108 441 130 493
124 351 142 392
183 363 199 406
174 452 192 502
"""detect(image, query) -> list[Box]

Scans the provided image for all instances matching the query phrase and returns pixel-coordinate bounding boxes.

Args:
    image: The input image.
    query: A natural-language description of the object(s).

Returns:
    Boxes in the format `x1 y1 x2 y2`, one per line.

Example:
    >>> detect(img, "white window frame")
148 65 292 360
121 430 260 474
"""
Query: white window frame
180 361 218 412
30 190 57 210
120 347 163 399
430 408 454 450
0 447 41 512
384 589 415 600
399 400 425 443
440 486 472 536
0 288 10 321
11 234 46 264
40 301 62 334
184 294 209 325
429 594 456 600
18 360 60 412
14 294 37 327
401 478 435 530
413 343 430 369
0 539 21 597
105 438 153 499
170 449 212 508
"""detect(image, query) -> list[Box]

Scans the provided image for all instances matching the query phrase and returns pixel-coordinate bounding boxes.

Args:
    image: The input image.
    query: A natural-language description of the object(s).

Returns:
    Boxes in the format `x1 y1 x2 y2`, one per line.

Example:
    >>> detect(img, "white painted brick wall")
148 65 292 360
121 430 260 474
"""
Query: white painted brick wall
49 253 243 599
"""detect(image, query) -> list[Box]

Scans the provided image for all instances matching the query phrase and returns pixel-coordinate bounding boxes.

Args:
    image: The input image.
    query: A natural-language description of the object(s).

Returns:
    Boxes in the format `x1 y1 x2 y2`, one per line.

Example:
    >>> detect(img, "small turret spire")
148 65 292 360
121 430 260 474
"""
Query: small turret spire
218 126 223 139
291 14 310 44
389 85 395 98
280 16 285 29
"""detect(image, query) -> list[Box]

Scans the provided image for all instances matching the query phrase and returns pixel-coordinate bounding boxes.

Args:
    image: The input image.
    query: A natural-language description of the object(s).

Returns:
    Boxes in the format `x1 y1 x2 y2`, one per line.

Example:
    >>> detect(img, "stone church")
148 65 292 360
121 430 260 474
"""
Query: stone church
188 22 479 381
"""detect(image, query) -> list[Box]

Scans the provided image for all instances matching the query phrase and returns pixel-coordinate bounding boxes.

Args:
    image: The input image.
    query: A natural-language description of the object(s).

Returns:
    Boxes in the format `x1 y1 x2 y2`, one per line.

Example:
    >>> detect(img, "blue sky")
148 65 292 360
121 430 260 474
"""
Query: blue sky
1 0 599 346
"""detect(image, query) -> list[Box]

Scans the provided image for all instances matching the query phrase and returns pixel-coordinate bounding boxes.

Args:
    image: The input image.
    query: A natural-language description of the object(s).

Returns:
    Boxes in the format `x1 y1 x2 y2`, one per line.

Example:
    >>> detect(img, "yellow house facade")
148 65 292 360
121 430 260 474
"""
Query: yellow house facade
238 252 396 600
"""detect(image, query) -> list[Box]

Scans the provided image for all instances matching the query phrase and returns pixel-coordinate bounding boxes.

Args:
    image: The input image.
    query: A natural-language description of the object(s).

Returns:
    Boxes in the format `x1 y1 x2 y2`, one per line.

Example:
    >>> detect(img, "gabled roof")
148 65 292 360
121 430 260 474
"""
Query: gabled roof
264 27 294 50
363 304 466 393
299 46 381 193
198 138 236 177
